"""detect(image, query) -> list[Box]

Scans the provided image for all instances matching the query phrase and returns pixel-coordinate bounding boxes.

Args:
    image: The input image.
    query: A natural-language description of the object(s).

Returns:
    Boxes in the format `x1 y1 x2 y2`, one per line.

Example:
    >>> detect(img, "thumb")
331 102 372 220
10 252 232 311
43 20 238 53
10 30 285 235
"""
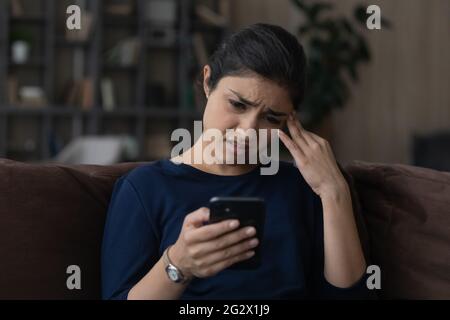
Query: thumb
185 207 210 229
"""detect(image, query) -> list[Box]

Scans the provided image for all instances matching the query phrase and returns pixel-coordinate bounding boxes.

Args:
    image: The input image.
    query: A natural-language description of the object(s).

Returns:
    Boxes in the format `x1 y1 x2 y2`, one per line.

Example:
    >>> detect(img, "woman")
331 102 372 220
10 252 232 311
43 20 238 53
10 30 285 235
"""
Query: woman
101 23 371 300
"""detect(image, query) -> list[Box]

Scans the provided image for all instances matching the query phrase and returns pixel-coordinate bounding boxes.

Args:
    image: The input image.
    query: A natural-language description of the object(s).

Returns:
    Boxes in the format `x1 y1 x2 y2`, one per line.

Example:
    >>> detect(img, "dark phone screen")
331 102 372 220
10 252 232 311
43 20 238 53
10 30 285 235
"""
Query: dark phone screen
209 197 266 270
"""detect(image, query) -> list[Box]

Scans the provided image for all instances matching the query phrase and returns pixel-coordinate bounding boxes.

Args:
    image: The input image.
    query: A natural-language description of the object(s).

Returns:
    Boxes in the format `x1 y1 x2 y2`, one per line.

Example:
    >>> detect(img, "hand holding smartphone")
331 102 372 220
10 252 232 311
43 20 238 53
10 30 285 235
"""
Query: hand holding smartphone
209 197 266 270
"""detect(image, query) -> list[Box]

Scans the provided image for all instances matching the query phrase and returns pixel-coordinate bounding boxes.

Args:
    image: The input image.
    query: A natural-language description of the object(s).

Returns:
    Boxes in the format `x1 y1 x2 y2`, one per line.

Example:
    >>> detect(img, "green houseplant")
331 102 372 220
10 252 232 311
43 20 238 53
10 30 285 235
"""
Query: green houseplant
291 0 390 130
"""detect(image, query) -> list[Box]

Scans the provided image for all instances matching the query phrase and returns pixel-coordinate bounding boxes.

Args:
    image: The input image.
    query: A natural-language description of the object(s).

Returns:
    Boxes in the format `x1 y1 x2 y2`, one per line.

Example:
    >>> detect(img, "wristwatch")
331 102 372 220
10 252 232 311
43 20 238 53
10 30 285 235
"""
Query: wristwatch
163 245 189 284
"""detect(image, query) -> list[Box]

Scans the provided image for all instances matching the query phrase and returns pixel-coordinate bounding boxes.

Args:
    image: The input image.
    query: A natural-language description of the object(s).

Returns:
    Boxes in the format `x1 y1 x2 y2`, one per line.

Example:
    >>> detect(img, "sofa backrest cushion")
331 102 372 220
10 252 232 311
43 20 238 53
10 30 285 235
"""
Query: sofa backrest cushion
346 161 450 299
0 159 144 299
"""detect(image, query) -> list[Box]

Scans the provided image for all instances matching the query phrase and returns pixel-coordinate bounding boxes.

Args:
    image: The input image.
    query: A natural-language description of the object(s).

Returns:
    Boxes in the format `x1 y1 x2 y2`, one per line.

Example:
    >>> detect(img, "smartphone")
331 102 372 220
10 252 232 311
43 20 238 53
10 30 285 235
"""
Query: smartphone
209 196 266 270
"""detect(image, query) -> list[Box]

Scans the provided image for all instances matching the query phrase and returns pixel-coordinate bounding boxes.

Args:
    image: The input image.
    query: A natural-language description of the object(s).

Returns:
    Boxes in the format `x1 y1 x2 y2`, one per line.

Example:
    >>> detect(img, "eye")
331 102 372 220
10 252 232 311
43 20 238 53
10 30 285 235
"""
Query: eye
229 99 247 110
266 116 281 125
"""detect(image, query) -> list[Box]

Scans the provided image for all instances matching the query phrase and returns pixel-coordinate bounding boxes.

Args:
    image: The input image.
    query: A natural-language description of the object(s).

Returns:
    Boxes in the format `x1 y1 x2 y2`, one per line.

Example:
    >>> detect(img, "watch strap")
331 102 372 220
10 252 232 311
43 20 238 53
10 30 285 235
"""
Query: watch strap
163 245 189 283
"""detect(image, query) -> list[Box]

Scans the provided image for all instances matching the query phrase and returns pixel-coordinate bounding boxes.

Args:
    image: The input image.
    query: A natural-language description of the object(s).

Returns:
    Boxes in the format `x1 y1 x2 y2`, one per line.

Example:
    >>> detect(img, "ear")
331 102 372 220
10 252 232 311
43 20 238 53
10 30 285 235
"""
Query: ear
203 65 211 98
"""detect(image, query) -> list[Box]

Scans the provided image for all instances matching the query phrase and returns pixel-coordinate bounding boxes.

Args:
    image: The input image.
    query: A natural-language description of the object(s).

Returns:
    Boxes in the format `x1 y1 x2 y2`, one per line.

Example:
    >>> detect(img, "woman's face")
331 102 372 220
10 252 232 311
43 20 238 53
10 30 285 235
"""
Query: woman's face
202 65 294 160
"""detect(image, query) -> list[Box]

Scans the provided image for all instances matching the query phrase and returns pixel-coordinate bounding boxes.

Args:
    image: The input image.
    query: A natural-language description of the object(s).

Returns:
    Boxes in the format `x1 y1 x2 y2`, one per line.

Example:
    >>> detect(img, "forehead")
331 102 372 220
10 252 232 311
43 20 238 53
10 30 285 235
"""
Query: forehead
217 75 293 111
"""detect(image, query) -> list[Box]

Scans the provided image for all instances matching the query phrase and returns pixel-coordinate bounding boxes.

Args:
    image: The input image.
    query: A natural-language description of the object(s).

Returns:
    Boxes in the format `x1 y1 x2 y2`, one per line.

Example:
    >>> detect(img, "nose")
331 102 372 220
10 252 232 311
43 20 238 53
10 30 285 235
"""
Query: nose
237 111 259 131
233 113 259 146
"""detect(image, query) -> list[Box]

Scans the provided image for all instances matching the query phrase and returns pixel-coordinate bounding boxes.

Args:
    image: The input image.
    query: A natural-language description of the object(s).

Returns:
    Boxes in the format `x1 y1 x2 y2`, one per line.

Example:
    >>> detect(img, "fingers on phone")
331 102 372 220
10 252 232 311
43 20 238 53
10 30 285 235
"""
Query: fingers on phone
198 236 259 268
199 225 257 254
189 219 240 243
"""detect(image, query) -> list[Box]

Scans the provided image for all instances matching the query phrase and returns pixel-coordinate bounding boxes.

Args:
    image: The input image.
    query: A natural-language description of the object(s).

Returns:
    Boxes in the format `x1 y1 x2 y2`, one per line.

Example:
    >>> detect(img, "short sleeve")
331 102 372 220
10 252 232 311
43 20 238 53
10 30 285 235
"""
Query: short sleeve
310 194 377 300
101 176 160 300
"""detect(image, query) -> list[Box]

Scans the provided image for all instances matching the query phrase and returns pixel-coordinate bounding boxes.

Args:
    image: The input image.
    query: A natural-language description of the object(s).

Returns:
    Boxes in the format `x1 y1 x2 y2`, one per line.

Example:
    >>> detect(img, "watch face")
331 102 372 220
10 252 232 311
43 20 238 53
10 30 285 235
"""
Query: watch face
166 265 180 282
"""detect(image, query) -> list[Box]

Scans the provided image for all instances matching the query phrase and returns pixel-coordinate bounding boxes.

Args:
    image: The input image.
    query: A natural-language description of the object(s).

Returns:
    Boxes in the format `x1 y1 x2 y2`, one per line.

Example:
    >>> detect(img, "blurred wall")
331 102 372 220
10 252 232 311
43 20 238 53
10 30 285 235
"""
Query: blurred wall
230 0 450 165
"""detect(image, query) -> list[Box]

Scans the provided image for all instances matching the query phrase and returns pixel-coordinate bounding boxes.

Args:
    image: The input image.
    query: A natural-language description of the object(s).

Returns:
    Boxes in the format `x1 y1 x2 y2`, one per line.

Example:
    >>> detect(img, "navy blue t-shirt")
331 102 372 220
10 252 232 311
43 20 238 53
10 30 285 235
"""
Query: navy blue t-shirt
101 159 372 300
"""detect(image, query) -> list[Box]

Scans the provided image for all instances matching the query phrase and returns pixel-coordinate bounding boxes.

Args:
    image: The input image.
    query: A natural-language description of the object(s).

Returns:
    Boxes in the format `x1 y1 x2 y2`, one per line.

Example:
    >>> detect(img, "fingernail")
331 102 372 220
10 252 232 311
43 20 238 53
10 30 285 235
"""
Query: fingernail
247 251 255 257
246 227 256 235
229 220 239 228
249 238 259 246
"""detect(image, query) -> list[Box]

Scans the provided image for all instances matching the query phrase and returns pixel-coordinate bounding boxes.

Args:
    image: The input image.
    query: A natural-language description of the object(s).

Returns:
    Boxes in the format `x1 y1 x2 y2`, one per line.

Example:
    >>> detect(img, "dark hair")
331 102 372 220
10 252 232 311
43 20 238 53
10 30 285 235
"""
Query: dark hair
203 23 307 109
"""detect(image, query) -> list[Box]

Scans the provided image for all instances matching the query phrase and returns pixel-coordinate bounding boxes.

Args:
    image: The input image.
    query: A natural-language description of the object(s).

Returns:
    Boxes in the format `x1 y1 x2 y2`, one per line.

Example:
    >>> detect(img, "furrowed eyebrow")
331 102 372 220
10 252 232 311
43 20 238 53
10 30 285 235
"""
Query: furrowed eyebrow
228 89 259 107
228 88 288 117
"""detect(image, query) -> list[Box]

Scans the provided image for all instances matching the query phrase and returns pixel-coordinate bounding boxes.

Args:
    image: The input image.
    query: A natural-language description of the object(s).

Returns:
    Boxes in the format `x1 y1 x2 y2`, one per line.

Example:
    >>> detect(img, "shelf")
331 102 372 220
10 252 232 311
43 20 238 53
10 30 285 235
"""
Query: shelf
145 42 179 50
192 22 226 33
103 16 138 27
10 16 46 24
102 64 138 72
0 106 201 119
0 0 226 162
9 60 45 69
0 107 74 115
55 38 90 48
100 108 201 119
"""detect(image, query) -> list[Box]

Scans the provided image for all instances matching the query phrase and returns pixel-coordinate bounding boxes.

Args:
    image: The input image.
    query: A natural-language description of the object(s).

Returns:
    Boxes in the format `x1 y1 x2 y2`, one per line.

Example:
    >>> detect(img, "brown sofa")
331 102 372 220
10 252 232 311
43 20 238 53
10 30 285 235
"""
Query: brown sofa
0 158 449 300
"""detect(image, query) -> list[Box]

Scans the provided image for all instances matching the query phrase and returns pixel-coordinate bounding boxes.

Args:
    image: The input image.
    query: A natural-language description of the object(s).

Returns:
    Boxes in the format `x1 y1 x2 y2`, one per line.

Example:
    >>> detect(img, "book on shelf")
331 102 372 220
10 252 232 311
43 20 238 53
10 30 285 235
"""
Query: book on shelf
105 1 135 16
81 78 94 110
63 77 93 110
101 78 116 111
7 76 19 105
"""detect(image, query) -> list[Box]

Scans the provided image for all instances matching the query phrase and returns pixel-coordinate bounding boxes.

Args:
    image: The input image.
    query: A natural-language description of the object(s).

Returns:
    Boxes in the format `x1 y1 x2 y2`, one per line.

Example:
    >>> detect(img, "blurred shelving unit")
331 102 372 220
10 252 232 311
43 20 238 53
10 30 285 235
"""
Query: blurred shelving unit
0 0 230 162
